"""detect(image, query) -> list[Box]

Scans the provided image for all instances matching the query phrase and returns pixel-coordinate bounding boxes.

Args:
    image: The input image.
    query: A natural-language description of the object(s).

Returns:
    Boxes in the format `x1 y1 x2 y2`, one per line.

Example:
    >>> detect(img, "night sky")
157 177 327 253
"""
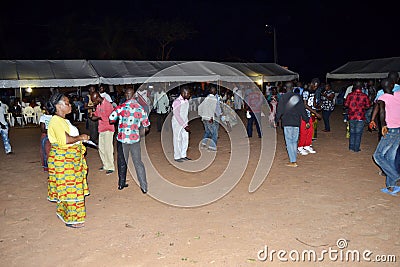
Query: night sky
1 0 399 82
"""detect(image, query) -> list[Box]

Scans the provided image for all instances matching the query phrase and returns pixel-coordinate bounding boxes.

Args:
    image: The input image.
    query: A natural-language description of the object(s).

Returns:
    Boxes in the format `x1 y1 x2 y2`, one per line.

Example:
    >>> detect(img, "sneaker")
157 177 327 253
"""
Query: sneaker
286 162 298 167
381 188 398 196
303 146 316 154
208 147 217 152
99 167 105 171
106 170 114 175
174 158 184 162
391 186 400 195
297 147 308 155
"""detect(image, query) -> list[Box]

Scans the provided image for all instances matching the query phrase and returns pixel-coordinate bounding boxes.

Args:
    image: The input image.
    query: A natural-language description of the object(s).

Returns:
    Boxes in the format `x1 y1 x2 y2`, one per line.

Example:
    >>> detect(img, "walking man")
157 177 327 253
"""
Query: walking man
109 88 150 192
90 91 115 175
245 86 264 138
198 86 222 151
172 86 191 162
371 78 400 195
344 81 371 152
275 82 309 167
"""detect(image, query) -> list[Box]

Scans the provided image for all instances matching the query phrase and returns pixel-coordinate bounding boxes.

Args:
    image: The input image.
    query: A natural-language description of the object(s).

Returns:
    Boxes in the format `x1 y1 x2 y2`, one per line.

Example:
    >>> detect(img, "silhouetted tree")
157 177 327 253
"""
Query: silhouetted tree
141 19 196 60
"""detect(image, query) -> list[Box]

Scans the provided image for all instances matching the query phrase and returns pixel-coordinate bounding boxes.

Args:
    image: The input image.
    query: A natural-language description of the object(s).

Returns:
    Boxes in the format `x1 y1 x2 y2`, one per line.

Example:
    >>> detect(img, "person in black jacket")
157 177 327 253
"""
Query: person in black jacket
275 81 310 167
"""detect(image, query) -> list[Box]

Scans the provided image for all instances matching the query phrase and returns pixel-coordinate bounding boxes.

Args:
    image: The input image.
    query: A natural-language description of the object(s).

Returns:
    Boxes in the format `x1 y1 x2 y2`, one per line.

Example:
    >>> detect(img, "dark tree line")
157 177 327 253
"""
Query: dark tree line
0 16 195 60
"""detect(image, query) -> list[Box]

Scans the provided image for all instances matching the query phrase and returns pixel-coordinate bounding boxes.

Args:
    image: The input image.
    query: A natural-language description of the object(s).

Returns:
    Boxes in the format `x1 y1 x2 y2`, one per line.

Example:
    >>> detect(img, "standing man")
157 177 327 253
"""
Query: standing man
99 84 114 104
109 88 150 192
245 86 264 138
344 81 371 152
198 86 222 151
135 86 152 115
90 91 115 175
303 78 321 140
275 82 309 167
153 85 170 132
320 83 335 132
233 83 243 110
371 78 400 195
0 101 12 155
172 86 191 162
84 86 99 145
364 80 377 124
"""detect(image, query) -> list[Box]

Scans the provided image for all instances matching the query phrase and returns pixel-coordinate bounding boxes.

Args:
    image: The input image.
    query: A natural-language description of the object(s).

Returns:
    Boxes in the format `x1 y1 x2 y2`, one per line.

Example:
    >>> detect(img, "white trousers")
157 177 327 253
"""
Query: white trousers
172 121 188 160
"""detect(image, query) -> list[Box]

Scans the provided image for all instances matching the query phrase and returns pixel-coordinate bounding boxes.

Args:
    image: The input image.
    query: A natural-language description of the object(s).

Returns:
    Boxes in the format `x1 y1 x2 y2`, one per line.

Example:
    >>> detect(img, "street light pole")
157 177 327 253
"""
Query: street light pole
266 25 278 64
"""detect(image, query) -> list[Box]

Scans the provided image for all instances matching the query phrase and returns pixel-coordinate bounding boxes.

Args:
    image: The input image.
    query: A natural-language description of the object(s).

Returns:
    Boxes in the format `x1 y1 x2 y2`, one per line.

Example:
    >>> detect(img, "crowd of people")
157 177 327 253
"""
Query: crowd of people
275 72 399 197
0 74 399 228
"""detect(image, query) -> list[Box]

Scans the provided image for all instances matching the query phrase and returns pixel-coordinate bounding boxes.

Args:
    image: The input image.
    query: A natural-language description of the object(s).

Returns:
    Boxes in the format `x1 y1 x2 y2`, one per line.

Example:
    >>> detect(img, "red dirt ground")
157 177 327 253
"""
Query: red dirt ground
1 110 399 266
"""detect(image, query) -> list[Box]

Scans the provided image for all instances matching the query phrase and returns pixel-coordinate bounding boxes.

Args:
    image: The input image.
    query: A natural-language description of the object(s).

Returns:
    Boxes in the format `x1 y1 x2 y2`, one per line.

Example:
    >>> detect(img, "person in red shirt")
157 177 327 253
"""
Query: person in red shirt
344 81 371 152
90 92 116 175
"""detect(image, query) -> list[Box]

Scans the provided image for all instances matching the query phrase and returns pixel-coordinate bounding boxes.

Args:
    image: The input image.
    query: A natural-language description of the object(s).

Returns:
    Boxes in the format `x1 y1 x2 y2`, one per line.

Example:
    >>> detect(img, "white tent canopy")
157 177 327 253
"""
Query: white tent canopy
326 57 400 80
0 60 99 88
90 60 299 84
0 60 299 88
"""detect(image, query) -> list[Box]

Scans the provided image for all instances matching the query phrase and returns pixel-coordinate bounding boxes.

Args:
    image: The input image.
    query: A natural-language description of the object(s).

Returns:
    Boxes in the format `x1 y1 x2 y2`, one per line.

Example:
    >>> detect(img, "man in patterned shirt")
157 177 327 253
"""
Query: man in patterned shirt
109 88 150 192
344 81 371 152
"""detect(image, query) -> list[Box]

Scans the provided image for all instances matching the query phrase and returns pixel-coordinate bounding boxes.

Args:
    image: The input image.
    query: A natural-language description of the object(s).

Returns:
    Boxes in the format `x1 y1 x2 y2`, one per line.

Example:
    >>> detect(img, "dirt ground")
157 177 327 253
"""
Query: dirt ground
1 109 399 267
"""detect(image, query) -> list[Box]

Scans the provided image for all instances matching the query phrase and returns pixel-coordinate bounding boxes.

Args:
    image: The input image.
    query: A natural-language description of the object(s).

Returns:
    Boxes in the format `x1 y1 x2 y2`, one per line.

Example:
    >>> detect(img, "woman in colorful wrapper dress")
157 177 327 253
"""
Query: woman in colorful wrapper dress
45 93 90 228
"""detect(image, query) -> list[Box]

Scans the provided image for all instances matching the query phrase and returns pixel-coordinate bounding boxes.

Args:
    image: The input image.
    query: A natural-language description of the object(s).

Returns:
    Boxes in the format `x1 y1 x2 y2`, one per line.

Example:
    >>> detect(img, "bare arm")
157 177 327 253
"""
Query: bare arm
368 103 380 130
40 122 47 134
65 132 90 144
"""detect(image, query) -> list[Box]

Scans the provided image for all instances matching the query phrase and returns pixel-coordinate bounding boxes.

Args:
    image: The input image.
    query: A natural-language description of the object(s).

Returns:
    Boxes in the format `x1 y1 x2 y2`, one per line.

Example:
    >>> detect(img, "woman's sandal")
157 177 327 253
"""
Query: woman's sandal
66 223 85 228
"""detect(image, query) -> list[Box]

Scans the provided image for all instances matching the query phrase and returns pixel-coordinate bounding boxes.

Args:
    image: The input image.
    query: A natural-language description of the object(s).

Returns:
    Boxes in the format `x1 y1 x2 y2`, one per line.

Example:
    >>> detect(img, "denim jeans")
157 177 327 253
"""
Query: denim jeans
322 110 332 131
373 128 400 188
0 126 12 153
247 112 262 137
349 120 364 152
365 107 373 124
41 134 49 168
284 126 300 163
202 120 219 149
117 141 147 191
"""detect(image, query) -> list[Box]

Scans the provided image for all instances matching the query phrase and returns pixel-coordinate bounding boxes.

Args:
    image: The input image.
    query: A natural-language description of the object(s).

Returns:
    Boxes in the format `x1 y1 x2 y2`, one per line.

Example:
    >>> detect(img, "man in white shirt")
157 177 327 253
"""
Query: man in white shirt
153 85 170 132
172 87 191 162
0 101 13 155
198 86 222 151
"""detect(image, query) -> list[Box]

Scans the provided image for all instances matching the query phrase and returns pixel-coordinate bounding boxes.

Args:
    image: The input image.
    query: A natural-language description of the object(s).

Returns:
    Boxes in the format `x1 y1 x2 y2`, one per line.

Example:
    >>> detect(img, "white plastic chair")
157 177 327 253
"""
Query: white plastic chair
77 109 85 121
6 113 14 126
23 106 36 124
13 107 24 126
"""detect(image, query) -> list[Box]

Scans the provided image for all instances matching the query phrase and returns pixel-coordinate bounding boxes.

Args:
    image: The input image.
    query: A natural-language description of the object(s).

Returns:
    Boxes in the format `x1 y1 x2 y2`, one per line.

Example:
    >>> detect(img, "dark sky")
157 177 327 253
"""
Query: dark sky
1 0 399 81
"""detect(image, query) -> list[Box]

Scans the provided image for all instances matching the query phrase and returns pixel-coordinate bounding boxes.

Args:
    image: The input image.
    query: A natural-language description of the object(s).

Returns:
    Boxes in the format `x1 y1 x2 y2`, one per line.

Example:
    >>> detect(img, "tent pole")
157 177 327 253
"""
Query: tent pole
261 75 264 95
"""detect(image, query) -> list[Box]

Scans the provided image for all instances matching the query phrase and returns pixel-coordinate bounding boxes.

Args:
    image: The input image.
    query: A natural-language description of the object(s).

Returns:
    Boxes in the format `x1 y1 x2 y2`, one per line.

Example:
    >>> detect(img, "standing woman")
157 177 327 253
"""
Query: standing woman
45 93 90 228
39 106 52 171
